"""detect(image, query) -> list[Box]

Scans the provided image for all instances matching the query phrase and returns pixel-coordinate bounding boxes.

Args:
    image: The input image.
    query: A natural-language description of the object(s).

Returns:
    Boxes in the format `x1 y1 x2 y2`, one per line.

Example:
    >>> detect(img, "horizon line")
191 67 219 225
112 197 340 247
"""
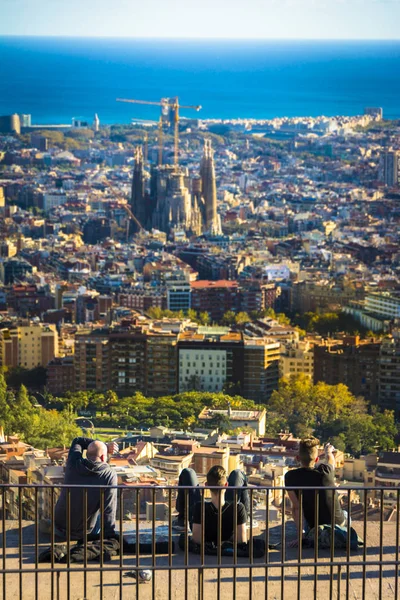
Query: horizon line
1 34 400 42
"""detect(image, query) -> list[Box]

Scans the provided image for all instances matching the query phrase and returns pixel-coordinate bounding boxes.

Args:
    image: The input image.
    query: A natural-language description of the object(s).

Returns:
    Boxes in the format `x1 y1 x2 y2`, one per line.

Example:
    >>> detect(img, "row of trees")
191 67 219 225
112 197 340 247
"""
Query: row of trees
146 306 294 328
2 366 396 456
44 374 399 457
0 374 80 449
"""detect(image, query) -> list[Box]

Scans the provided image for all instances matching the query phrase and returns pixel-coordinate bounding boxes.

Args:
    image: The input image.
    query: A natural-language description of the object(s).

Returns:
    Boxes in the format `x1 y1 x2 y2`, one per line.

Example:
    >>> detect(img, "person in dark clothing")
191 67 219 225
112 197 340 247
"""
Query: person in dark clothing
172 467 250 531
192 465 247 545
285 438 347 546
54 437 118 541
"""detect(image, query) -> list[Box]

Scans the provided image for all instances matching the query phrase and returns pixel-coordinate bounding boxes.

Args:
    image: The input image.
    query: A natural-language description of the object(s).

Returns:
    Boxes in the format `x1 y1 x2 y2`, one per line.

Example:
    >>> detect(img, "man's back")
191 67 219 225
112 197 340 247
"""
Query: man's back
55 438 117 539
285 463 345 529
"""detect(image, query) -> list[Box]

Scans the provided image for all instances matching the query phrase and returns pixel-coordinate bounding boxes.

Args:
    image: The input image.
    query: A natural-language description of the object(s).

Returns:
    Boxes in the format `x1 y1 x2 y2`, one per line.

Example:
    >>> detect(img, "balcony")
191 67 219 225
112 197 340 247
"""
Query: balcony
0 484 399 600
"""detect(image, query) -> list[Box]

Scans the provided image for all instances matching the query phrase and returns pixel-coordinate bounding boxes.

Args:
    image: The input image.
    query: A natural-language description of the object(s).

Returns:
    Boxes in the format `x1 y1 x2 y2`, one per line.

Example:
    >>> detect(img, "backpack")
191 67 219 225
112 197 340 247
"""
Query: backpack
303 524 363 551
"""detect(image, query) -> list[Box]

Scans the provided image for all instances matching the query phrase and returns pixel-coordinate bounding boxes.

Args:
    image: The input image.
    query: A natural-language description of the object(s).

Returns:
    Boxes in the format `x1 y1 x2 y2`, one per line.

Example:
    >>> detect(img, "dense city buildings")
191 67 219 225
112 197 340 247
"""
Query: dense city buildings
0 109 400 416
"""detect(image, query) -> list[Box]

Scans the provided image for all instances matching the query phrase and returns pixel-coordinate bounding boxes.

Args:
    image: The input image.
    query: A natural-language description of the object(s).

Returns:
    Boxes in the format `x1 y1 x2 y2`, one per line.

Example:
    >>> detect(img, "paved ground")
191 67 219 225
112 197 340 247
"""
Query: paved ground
0 515 399 600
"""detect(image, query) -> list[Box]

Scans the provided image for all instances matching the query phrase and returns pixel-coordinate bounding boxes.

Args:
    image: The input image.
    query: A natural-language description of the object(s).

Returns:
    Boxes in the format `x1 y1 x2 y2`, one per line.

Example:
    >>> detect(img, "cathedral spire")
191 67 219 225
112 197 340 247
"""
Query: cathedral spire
200 139 220 234
130 145 145 233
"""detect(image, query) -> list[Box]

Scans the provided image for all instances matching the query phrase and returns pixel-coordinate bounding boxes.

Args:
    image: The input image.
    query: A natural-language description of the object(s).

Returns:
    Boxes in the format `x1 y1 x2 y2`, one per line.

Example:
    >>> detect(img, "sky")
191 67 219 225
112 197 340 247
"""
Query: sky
0 0 399 39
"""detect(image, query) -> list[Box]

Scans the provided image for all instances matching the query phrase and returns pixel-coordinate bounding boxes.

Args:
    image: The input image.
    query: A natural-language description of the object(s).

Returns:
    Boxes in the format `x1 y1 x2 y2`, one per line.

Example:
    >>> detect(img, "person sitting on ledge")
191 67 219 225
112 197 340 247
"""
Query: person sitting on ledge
191 465 247 545
52 437 119 541
285 437 347 546
173 466 250 532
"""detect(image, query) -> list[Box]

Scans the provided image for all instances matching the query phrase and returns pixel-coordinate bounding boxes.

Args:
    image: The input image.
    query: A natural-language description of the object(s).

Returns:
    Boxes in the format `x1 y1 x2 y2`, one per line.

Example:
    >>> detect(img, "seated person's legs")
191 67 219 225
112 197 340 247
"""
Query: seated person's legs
226 469 250 518
174 468 200 529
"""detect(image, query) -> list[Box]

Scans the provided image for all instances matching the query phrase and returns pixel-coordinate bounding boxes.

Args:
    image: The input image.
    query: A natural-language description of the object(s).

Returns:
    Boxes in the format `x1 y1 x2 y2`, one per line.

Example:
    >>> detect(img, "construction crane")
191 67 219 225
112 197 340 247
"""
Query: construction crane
117 97 202 169
102 179 144 241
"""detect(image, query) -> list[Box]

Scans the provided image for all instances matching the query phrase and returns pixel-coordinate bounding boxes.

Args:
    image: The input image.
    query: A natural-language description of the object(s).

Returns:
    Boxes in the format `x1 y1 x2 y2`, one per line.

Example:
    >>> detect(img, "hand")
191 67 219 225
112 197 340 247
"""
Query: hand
324 443 335 455
107 442 119 456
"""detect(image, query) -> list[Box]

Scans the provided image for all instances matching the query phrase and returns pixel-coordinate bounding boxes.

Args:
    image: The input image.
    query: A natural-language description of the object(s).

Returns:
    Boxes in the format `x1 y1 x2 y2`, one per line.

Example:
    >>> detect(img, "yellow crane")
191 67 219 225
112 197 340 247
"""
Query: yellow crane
117 97 202 169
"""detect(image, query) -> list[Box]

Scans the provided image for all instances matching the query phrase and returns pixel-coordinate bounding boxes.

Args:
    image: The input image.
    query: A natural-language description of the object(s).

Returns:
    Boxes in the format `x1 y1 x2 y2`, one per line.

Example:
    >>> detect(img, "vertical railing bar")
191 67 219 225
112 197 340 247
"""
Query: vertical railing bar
50 487 55 600
66 487 71 600
329 488 335 600
119 487 123 600
265 488 269 600
313 489 318 600
135 489 140 600
379 489 384 600
362 489 367 600
345 488 351 600
249 488 253 600
184 488 189 600
233 488 237 600
281 486 286 600
297 489 303 600
100 488 104 600
2 489 6 600
168 488 172 600
200 487 205 600
83 487 88 598
152 487 156 600
34 486 39 600
18 490 22 600
217 487 222 600
395 489 399 600
337 564 341 599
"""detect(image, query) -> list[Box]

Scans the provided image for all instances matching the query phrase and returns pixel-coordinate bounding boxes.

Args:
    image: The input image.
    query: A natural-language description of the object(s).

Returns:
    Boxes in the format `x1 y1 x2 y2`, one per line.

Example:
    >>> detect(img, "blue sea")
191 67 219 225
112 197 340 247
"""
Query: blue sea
1 37 400 124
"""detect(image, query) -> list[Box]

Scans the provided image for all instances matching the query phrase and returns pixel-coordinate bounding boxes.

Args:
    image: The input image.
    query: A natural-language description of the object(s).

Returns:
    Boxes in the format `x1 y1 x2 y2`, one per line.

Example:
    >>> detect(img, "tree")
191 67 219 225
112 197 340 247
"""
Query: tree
27 410 81 449
104 391 118 417
222 311 236 326
0 374 10 433
186 309 198 322
198 312 210 326
234 312 250 325
208 413 232 434
11 385 33 437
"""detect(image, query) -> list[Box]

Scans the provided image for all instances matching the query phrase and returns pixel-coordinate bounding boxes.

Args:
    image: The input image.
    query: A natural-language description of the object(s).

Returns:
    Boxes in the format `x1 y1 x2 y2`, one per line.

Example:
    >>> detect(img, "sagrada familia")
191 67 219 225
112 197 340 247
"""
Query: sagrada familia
130 140 222 237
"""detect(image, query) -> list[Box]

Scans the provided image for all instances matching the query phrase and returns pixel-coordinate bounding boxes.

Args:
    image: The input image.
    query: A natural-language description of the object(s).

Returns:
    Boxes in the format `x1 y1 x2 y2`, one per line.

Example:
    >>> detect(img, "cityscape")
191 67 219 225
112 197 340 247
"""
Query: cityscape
1 1 400 598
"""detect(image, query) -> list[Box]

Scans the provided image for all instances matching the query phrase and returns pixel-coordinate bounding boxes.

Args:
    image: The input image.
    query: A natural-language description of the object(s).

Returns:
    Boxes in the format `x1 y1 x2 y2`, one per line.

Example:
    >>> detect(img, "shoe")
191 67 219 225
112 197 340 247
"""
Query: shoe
172 518 190 532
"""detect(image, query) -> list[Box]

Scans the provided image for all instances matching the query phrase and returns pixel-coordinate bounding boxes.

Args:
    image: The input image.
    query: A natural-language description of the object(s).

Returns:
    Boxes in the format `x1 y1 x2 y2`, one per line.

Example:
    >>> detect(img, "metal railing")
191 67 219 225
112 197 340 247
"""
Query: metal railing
0 483 399 600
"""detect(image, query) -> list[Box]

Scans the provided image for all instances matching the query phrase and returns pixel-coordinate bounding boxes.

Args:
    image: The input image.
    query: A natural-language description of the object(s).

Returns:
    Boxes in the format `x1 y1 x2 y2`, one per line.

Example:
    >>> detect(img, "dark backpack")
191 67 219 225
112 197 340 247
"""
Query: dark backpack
303 524 363 551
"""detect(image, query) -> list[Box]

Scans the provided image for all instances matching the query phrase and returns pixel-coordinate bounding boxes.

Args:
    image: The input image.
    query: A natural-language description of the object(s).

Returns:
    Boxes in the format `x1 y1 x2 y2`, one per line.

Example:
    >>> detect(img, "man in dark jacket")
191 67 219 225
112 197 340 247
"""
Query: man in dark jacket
54 437 118 541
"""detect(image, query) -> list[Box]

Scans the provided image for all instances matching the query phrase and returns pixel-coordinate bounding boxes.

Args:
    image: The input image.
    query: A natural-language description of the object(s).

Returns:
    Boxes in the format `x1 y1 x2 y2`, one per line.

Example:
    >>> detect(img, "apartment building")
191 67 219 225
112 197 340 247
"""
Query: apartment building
378 336 400 414
0 322 58 369
190 280 239 322
177 331 243 393
145 332 178 396
242 338 281 401
314 337 381 403
74 328 111 391
365 292 400 320
280 340 314 380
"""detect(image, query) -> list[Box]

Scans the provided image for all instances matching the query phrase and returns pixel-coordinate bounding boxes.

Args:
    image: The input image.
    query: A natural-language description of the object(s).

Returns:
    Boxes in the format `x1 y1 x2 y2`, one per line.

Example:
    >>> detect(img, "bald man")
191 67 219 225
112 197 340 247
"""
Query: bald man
54 437 119 541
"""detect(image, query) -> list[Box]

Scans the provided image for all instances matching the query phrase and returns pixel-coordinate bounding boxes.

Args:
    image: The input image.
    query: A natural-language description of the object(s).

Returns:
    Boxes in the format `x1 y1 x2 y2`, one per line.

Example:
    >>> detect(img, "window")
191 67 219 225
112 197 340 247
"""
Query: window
118 371 125 377
129 377 136 384
129 358 136 363
118 358 125 363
